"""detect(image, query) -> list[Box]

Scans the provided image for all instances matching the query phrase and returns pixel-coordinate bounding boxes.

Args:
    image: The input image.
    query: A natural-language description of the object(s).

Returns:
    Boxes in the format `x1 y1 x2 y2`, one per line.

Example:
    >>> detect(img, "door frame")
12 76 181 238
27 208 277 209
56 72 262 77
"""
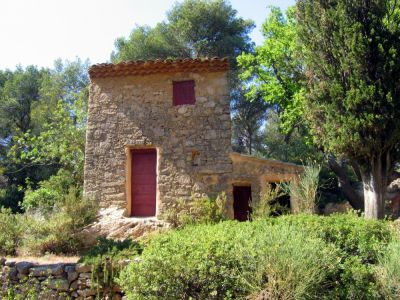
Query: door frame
125 146 159 217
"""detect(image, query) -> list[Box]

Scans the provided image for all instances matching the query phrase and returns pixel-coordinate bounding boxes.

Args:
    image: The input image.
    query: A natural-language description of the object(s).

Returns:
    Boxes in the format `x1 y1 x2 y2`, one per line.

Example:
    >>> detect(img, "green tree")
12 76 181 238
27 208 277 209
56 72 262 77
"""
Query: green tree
237 6 368 211
0 59 89 211
10 59 89 188
231 90 269 155
297 0 400 219
112 0 254 61
237 6 304 135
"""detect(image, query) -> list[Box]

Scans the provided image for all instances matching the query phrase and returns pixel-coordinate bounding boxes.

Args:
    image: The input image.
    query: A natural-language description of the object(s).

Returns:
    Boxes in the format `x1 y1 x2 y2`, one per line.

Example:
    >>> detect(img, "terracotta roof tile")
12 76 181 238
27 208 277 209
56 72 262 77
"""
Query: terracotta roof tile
89 57 230 79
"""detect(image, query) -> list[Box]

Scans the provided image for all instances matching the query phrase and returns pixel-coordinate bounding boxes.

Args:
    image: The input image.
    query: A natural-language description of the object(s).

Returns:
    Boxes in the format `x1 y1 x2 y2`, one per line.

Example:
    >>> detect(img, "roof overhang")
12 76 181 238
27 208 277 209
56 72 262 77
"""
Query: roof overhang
89 57 230 79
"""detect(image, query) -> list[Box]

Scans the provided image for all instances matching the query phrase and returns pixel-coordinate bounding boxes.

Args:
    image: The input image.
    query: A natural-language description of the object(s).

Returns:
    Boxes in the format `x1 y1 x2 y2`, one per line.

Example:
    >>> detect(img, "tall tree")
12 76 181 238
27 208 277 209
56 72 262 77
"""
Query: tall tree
112 0 254 62
237 6 371 210
297 0 400 219
237 7 304 135
231 90 269 155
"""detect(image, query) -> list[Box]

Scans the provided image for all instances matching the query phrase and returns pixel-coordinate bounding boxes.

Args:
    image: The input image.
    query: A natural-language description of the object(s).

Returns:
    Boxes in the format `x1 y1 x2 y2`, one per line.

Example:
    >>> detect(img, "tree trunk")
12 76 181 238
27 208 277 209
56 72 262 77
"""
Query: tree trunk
361 153 392 219
362 173 385 219
327 154 364 210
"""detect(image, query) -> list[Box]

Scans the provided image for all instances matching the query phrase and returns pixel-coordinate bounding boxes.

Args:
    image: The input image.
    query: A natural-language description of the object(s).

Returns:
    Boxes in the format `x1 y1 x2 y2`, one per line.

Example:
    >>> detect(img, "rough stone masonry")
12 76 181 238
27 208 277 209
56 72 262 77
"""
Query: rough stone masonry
84 58 302 232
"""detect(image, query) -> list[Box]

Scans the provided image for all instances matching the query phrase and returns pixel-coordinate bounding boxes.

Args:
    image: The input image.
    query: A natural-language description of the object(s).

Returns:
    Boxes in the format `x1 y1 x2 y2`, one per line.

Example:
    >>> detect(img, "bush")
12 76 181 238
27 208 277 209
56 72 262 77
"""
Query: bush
119 220 338 300
283 162 320 214
265 213 393 263
161 193 228 228
263 213 394 299
21 169 75 213
79 237 143 296
19 188 98 255
0 208 23 255
376 239 400 299
251 183 287 218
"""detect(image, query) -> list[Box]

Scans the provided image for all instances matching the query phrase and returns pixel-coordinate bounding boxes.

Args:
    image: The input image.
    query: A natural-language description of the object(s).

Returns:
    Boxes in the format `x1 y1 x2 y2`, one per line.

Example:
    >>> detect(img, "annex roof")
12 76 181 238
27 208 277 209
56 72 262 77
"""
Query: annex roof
89 57 229 79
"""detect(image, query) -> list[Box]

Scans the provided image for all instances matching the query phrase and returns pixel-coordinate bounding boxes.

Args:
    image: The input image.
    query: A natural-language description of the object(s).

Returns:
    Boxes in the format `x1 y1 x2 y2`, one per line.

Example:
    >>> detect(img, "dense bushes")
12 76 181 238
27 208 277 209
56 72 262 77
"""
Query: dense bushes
119 213 396 300
376 239 400 299
0 208 23 255
161 194 228 228
119 220 338 300
0 189 98 256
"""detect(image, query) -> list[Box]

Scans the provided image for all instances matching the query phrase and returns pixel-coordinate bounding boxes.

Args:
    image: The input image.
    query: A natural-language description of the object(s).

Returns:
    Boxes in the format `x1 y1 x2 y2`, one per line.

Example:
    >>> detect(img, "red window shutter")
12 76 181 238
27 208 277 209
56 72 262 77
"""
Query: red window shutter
173 80 195 105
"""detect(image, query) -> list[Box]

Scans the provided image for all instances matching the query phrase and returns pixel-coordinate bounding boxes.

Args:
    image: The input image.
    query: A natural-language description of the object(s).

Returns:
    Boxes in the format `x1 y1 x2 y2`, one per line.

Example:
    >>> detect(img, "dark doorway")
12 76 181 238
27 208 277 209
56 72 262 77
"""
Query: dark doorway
233 186 252 221
131 149 157 217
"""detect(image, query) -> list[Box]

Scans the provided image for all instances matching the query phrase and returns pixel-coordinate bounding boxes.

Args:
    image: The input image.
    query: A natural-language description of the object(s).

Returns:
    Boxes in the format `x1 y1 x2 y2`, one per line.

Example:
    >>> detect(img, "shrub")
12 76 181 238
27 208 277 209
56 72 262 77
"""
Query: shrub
21 169 75 213
283 162 320 214
19 188 98 255
262 213 394 299
376 239 400 299
0 208 23 255
79 237 143 296
251 183 287 218
265 213 393 263
119 220 338 300
161 193 228 228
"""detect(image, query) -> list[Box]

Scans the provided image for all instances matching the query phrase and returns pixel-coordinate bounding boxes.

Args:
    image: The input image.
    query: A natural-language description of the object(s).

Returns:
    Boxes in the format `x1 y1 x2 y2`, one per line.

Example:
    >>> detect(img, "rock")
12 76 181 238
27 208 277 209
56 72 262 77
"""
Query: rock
77 288 96 297
47 278 70 291
76 263 92 273
67 270 78 283
70 279 78 290
324 201 353 215
30 263 65 276
16 261 34 274
5 261 15 267
7 267 18 280
79 272 91 279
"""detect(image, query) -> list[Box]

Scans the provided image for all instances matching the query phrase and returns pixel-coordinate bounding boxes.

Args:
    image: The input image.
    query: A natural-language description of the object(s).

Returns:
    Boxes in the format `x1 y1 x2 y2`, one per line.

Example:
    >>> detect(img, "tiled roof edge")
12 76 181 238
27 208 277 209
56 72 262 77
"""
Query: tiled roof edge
89 57 230 79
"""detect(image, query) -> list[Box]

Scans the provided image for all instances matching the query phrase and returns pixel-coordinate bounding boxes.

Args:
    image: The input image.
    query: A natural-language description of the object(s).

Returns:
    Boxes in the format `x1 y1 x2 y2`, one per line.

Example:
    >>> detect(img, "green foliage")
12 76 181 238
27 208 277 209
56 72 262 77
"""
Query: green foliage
79 237 143 296
21 169 75 212
267 213 393 263
376 239 400 299
261 110 318 163
251 183 287 218
296 0 400 218
19 189 98 255
231 90 269 154
0 59 88 211
237 6 304 134
264 213 393 298
112 0 254 61
119 220 338 300
282 162 320 214
0 208 23 255
161 194 228 228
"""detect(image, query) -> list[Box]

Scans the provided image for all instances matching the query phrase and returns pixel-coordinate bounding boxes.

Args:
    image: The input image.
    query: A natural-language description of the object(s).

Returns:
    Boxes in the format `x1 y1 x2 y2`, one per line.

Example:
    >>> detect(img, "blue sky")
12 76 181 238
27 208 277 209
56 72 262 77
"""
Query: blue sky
0 0 294 69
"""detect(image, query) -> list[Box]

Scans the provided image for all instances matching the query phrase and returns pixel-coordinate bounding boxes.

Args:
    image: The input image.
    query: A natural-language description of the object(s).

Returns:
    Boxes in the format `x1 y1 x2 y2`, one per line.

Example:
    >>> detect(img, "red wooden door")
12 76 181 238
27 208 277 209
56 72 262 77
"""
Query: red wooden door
233 186 252 221
131 149 157 217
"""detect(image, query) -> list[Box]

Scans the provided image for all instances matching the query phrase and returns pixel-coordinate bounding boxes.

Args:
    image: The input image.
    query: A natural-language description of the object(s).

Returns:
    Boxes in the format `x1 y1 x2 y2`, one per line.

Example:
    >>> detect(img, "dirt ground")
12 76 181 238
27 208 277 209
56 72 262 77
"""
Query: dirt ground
4 255 79 264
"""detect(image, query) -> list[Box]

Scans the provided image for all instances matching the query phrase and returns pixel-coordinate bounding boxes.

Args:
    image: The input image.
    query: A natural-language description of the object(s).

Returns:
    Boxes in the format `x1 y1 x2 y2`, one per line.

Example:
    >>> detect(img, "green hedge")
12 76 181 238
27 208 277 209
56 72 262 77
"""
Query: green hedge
119 213 396 300
119 220 339 300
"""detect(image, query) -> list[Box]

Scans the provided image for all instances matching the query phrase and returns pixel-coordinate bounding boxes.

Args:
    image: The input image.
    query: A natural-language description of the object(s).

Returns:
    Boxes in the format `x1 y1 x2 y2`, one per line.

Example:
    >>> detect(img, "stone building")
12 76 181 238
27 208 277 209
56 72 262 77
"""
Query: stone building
84 57 302 228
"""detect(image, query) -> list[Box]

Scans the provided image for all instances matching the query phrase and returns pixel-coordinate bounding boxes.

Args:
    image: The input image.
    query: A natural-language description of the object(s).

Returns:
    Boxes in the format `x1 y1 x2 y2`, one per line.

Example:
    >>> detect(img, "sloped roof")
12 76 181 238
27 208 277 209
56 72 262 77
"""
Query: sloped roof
89 57 229 79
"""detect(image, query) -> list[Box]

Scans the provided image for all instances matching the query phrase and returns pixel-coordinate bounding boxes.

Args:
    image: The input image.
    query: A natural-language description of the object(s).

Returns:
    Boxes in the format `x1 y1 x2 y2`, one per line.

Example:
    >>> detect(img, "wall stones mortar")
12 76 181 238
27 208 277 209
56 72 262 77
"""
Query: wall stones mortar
0 259 124 299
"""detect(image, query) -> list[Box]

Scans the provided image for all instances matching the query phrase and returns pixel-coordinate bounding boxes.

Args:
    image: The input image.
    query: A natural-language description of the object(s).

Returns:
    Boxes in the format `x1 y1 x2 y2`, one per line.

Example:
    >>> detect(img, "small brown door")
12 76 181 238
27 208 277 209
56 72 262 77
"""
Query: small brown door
131 149 157 217
233 186 252 221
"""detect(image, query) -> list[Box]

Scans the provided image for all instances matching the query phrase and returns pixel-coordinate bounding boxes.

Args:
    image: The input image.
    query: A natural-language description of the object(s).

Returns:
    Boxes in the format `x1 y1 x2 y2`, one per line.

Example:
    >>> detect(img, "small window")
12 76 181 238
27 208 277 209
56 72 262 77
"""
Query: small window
173 80 195 105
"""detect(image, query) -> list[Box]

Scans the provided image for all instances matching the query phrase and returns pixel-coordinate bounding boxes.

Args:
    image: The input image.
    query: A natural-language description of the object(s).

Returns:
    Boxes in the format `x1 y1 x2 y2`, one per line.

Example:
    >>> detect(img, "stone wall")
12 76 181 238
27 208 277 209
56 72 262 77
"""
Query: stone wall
0 258 123 299
84 71 232 216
